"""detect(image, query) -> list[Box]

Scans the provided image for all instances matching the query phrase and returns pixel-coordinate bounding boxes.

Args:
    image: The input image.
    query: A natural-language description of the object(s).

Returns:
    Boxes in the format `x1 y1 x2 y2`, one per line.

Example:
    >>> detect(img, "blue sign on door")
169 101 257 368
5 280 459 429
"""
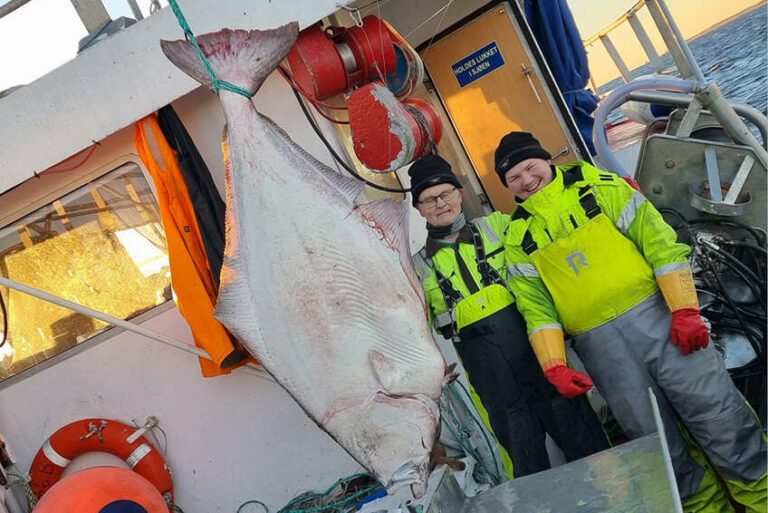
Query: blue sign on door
451 41 505 88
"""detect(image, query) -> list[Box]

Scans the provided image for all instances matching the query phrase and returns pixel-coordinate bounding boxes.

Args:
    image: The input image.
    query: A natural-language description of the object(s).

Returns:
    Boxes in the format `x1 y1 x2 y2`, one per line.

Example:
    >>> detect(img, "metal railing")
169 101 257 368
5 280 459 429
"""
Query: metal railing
583 0 703 90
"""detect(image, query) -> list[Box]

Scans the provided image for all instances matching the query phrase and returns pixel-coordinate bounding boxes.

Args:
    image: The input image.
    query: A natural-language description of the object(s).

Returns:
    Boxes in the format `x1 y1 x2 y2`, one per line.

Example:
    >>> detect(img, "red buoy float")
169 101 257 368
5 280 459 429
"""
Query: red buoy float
32 466 168 513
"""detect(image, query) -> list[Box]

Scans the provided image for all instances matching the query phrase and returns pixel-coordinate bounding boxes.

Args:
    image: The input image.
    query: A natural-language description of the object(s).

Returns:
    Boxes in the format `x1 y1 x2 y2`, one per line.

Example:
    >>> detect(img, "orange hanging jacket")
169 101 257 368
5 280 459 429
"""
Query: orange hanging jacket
134 114 253 376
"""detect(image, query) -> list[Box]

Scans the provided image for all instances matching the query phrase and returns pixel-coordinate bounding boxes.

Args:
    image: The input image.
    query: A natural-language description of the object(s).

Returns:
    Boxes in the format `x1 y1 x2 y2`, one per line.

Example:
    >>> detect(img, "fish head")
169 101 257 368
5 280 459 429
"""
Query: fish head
325 392 439 497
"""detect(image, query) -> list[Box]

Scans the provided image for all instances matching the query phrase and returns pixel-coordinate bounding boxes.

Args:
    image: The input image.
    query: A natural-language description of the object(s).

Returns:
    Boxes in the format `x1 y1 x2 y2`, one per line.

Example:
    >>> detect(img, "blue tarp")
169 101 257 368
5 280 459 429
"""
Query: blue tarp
525 0 599 154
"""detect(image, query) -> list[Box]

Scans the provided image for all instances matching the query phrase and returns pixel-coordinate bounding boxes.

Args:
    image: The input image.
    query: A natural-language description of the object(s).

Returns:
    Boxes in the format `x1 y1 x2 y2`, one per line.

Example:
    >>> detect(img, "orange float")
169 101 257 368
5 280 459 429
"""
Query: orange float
29 418 173 506
32 466 168 513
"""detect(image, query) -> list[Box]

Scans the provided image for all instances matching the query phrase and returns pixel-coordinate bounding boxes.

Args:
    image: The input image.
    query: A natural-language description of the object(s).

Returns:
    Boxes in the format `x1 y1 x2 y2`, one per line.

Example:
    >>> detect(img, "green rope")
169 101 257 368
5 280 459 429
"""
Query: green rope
278 472 383 513
166 0 254 98
7 471 37 509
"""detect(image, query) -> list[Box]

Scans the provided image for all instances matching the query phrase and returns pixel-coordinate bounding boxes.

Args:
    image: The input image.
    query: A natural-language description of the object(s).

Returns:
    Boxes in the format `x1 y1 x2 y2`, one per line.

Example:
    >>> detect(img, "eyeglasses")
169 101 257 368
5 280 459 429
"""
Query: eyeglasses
418 188 459 208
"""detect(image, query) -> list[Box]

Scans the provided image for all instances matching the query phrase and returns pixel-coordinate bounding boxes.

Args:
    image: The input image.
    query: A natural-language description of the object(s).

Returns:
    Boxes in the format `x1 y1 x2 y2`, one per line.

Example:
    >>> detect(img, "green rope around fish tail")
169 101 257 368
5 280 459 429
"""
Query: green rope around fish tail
167 0 254 98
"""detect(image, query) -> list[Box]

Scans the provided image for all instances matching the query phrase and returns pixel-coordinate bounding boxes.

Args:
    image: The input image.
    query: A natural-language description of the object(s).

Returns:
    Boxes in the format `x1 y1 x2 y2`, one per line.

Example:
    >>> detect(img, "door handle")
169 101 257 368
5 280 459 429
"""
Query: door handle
521 63 542 104
551 146 570 160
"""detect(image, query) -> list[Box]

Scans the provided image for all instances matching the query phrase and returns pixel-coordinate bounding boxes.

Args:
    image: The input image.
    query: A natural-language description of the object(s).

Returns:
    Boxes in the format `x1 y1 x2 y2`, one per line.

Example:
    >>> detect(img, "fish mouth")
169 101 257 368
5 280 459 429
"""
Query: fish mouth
386 460 429 497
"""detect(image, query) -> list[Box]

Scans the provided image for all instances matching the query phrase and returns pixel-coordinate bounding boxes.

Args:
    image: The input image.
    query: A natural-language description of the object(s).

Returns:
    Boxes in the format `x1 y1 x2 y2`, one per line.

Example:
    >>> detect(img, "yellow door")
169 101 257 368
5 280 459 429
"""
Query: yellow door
423 3 584 214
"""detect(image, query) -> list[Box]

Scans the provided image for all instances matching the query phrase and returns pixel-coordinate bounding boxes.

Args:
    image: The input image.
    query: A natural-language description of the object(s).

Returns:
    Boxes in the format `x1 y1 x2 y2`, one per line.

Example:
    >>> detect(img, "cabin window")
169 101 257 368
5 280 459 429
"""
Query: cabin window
0 163 171 380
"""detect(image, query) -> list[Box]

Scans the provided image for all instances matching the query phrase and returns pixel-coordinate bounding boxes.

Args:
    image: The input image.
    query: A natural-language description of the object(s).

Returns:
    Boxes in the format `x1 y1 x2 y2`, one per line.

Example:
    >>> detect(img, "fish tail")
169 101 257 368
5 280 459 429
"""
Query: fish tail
160 23 299 95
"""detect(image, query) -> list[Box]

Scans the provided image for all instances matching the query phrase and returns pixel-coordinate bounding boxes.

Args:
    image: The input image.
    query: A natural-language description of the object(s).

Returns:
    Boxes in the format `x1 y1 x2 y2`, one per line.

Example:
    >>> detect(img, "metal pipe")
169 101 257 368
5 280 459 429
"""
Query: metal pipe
69 0 111 33
627 11 664 73
654 0 706 82
644 0 696 79
125 0 143 20
0 276 271 380
648 388 685 513
600 35 632 82
626 90 768 144
583 0 646 46
696 82 768 167
0 0 33 19
592 76 700 175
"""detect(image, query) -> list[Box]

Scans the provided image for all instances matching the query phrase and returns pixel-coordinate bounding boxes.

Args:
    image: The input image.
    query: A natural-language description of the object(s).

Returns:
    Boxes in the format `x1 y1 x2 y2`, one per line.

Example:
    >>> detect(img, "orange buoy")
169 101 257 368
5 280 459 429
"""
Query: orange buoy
33 466 168 512
29 418 173 505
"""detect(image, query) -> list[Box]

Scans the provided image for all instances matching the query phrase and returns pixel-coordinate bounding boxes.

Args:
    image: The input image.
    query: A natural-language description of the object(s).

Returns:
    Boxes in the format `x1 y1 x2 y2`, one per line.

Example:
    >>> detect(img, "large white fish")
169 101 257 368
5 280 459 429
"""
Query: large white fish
160 25 447 494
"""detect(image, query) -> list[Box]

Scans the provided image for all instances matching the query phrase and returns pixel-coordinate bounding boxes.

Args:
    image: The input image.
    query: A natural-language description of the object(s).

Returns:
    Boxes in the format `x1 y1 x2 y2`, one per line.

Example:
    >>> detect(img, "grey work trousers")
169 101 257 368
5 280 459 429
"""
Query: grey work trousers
572 293 766 499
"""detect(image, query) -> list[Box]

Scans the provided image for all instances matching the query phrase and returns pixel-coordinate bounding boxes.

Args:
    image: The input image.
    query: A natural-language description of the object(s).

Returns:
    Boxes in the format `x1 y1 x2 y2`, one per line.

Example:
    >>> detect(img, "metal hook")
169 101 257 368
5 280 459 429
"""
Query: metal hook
337 4 364 27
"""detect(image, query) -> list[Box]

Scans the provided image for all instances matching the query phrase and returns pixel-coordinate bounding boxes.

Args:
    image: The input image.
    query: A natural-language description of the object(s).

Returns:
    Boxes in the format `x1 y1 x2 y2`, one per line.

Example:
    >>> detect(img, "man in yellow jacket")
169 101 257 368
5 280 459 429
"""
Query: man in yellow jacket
410 155 608 480
496 131 766 512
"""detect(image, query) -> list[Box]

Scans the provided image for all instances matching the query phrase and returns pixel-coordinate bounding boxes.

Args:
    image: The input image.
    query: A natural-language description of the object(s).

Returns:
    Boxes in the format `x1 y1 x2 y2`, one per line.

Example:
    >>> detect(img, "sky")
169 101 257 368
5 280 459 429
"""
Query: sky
568 0 765 85
0 0 763 92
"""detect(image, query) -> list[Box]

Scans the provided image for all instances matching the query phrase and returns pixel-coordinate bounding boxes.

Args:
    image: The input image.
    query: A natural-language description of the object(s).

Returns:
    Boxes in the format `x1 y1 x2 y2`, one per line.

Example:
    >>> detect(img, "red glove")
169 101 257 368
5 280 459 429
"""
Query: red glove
544 365 593 398
670 308 710 355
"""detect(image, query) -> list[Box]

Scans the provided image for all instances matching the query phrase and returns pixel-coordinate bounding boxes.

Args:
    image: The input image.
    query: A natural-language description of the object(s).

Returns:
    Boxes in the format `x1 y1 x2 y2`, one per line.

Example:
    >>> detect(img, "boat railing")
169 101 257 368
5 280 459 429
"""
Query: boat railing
583 0 705 93
584 0 768 174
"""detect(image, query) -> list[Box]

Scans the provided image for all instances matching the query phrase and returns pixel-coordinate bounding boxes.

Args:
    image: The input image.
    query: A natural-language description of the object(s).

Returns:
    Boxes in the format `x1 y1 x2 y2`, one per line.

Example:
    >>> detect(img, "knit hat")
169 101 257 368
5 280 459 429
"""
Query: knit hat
494 131 552 186
408 155 463 206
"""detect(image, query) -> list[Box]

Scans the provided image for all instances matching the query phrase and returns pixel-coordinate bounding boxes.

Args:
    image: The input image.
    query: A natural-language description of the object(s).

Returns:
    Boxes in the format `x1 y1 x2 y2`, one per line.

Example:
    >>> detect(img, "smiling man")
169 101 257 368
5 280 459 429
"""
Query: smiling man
409 154 608 481
496 131 767 512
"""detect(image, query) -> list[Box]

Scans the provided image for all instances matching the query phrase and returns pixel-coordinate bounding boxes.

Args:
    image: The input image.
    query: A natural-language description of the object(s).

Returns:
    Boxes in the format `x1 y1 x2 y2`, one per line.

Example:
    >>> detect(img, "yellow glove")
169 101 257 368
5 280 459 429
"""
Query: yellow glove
656 267 699 312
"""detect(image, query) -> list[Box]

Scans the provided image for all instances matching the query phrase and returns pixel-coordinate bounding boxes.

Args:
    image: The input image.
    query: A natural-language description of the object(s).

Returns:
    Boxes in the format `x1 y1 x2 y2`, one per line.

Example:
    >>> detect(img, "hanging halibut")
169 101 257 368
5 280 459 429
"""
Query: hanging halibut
160 25 446 495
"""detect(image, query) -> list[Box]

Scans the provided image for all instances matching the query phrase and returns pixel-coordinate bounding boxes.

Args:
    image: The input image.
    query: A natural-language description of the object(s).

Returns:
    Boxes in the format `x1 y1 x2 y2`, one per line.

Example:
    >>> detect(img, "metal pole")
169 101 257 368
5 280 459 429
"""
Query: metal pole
600 34 632 82
125 0 143 20
0 276 271 380
625 90 768 145
644 0 696 80
654 0 706 82
69 0 111 33
697 82 768 166
592 76 699 175
648 389 685 513
627 11 665 73
0 0 33 19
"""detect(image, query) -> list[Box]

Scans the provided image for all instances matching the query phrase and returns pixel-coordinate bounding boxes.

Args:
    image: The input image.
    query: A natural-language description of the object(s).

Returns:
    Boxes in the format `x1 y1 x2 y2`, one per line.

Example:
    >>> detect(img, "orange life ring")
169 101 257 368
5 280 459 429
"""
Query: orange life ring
29 418 173 505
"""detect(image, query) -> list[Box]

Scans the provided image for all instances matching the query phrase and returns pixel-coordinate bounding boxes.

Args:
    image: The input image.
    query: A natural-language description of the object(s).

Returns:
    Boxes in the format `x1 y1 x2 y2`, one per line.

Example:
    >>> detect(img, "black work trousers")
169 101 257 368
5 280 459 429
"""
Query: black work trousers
455 304 609 477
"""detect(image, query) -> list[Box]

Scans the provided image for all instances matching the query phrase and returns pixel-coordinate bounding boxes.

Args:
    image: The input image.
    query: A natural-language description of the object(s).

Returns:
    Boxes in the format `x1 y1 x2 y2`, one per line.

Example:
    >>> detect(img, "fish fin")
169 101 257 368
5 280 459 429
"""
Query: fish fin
258 113 365 203
369 349 396 392
357 199 421 294
160 24 299 94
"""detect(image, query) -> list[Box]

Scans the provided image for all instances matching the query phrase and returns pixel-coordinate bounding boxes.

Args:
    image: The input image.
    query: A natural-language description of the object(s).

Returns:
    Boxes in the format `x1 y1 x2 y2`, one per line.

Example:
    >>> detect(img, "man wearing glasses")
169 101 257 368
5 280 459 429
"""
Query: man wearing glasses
410 154 608 479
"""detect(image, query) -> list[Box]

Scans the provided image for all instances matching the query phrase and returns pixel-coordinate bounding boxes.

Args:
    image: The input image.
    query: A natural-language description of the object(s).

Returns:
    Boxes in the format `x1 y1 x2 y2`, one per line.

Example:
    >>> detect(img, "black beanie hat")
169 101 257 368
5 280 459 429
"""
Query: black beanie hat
408 155 463 206
494 131 552 186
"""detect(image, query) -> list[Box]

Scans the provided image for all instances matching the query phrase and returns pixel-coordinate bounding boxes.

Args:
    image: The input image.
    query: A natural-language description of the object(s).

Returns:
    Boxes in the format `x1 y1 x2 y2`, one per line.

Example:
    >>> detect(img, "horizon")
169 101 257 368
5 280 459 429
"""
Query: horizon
571 0 765 87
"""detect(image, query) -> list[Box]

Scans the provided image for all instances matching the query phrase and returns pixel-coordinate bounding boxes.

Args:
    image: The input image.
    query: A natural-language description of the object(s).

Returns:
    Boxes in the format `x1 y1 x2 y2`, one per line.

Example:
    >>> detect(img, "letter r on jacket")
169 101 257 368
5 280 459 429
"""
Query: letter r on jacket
565 252 589 275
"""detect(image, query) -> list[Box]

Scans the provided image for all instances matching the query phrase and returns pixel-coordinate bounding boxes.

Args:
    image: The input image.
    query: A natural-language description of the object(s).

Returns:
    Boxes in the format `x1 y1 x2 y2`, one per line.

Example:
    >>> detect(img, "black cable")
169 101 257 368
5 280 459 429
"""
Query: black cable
688 218 766 247
701 244 766 309
288 84 413 194
706 261 766 360
725 241 766 282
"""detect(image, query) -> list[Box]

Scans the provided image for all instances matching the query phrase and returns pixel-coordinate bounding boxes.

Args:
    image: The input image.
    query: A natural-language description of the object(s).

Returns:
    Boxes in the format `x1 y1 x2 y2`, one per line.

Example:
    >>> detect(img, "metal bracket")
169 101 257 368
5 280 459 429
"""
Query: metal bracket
724 154 755 204
675 98 704 138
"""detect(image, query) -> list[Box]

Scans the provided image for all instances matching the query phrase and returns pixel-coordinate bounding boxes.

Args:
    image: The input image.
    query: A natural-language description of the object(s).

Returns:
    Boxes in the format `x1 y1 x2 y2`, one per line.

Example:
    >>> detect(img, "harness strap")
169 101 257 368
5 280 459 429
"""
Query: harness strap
578 186 602 219
468 223 507 289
